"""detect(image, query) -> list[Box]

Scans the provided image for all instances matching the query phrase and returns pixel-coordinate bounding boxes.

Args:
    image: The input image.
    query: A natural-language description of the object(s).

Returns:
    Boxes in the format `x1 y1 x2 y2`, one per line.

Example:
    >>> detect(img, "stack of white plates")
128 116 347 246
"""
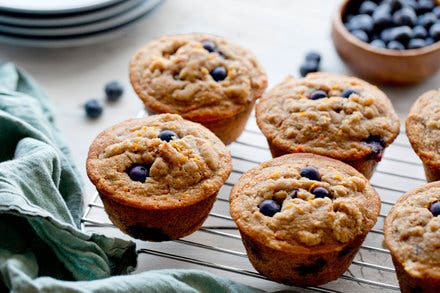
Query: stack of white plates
0 0 162 47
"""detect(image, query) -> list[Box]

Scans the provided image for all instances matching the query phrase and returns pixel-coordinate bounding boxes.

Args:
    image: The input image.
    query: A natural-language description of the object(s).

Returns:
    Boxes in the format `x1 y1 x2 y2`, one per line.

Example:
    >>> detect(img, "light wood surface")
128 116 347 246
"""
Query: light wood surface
0 0 439 224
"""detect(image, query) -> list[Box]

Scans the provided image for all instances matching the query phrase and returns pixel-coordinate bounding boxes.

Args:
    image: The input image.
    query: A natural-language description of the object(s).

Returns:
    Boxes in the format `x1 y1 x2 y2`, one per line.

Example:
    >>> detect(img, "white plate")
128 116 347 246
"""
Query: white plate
0 0 144 27
0 0 157 37
0 0 162 48
0 0 122 14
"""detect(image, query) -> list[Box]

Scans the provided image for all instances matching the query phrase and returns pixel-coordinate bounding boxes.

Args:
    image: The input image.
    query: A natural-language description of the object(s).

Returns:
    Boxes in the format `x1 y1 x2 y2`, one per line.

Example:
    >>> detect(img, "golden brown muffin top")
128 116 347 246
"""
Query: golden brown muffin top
87 114 232 209
384 182 440 280
406 89 440 168
230 153 380 251
130 33 267 122
256 73 400 161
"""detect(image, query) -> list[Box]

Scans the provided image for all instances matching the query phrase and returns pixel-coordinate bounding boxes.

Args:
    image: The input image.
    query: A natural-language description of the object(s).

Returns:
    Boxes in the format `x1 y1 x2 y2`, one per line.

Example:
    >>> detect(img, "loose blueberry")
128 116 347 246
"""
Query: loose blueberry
370 39 386 48
413 25 428 39
408 38 427 49
393 7 418 27
388 40 406 50
359 1 378 15
352 29 369 42
299 61 319 77
364 135 385 161
390 26 414 43
300 166 321 181
305 51 321 63
210 66 227 81
158 130 178 142
128 164 149 183
311 187 331 199
429 201 440 217
416 0 435 14
348 14 374 34
310 90 328 100
418 13 437 29
202 40 216 53
434 6 440 18
341 89 359 98
258 199 281 217
84 99 103 119
430 22 440 41
105 81 124 102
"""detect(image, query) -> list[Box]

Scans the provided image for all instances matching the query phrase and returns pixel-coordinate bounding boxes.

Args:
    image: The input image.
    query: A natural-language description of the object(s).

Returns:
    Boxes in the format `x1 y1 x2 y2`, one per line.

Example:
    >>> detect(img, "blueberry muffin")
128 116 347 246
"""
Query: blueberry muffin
129 33 268 145
256 72 400 179
384 182 440 293
406 89 440 182
86 114 232 241
229 153 380 286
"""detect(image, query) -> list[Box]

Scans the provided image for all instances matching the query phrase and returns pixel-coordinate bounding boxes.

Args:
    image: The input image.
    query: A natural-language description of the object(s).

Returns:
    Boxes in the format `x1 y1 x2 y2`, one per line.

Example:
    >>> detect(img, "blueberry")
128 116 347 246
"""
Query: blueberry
401 0 418 10
300 166 321 181
373 5 393 29
434 6 440 18
418 13 438 29
388 0 404 13
210 66 227 81
381 28 394 43
311 187 331 199
202 40 216 53
429 201 440 216
426 37 435 45
127 164 149 183
416 0 435 14
258 199 281 217
158 130 178 142
305 51 321 63
104 81 124 102
364 135 385 161
359 1 378 15
299 61 319 77
408 38 427 49
390 26 414 43
430 22 440 41
341 89 360 98
413 25 428 38
348 14 374 34
352 29 369 42
393 7 418 26
387 40 405 50
310 90 328 100
370 39 387 48
289 188 299 198
84 99 103 119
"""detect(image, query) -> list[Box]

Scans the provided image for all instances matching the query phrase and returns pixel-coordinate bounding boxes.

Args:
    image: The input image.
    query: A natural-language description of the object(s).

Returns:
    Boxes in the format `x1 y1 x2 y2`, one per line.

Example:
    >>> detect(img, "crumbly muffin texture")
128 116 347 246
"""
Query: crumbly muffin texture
256 73 400 160
385 183 440 279
87 114 232 208
230 154 380 248
130 33 267 121
406 89 440 168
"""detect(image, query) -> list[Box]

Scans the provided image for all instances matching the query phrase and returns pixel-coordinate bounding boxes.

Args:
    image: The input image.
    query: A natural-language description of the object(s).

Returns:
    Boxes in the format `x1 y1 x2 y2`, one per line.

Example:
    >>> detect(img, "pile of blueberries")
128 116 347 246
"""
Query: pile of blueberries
345 0 440 50
85 81 124 119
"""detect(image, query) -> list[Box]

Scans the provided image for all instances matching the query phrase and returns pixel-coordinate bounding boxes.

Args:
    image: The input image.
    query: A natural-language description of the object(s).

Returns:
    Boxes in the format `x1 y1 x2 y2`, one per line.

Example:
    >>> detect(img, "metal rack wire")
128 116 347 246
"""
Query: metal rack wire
82 117 422 292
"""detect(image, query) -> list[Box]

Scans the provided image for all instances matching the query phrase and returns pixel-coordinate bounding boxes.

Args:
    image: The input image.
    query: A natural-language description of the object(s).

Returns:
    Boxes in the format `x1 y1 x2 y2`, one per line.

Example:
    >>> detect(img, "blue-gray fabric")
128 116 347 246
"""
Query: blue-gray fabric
0 63 262 293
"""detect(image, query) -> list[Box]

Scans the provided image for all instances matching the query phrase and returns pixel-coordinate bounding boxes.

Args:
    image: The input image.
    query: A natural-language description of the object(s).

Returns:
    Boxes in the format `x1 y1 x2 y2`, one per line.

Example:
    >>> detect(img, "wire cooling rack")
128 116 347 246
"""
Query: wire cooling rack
82 115 423 292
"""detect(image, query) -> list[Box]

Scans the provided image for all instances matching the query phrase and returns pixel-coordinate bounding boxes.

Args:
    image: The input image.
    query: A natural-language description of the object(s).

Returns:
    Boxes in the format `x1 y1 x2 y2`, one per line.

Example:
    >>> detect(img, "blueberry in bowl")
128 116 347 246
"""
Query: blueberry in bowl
332 0 440 84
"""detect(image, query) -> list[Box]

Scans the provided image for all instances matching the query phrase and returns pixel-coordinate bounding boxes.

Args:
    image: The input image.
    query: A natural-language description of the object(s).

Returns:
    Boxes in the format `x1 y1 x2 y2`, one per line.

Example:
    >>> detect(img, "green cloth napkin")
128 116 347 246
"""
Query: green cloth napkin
0 63 261 293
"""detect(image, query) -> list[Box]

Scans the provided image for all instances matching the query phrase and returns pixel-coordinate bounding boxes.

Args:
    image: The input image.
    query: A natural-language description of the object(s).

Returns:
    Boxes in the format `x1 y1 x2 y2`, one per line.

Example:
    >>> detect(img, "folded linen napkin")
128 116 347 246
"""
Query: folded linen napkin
0 63 261 293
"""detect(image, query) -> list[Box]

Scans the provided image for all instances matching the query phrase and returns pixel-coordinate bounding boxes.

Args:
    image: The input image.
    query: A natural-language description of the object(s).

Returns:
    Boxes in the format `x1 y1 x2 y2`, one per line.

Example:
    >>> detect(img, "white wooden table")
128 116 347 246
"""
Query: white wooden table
0 0 439 292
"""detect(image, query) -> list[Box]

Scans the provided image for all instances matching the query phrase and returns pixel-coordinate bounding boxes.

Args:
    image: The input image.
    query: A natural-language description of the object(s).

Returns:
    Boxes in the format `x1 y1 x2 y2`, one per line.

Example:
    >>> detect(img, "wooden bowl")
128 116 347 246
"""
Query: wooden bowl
331 0 440 84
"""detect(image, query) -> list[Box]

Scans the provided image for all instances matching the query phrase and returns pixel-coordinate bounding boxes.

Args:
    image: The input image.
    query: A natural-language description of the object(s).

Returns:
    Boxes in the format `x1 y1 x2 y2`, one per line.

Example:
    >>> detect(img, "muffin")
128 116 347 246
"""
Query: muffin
256 72 400 179
406 89 440 182
229 153 380 286
130 33 268 145
384 182 440 293
86 114 232 241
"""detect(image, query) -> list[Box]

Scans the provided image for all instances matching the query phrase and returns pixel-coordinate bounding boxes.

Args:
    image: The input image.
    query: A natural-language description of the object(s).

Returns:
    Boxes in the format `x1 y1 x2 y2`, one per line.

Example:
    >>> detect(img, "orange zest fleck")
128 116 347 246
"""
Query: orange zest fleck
296 145 304 152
